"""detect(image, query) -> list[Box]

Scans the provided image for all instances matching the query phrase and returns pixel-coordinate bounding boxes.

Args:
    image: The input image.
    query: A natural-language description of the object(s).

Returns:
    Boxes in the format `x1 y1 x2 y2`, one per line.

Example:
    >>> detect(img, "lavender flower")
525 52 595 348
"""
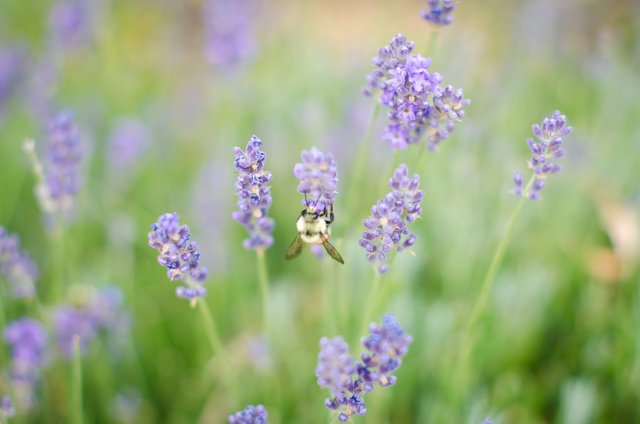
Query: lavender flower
0 396 16 422
364 34 469 151
29 111 84 220
49 0 92 47
203 0 259 71
421 0 456 26
4 318 47 410
358 315 413 390
513 110 573 200
232 135 274 250
359 164 424 273
482 419 492 424
53 285 129 359
316 315 412 422
0 46 25 122
228 404 268 424
148 213 208 304
316 337 356 397
293 147 338 213
0 227 37 298
107 118 150 171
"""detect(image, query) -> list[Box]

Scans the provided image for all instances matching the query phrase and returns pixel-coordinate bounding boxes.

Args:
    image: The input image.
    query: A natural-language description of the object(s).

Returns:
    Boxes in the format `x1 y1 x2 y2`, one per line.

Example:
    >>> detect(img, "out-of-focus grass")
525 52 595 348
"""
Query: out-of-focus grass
0 0 639 423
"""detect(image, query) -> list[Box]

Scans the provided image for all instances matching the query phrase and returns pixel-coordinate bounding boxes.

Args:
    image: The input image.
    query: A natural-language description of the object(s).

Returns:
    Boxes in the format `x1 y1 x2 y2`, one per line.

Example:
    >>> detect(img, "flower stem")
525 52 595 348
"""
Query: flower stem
71 335 83 424
360 271 382 340
466 177 534 331
256 248 270 334
198 300 224 356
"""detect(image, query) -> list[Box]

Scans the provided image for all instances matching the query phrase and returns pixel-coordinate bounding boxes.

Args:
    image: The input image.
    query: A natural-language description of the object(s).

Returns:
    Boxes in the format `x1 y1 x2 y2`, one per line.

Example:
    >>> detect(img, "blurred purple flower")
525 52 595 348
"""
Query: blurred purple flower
30 111 84 220
364 34 469 151
513 110 573 200
107 118 151 172
421 0 456 26
0 396 16 421
148 213 208 305
4 318 47 410
203 0 259 71
358 315 413 390
316 315 412 422
359 164 424 273
0 46 26 122
232 135 274 250
293 147 338 213
482 419 492 424
0 227 38 298
49 0 92 47
316 337 356 398
228 404 268 424
52 285 129 359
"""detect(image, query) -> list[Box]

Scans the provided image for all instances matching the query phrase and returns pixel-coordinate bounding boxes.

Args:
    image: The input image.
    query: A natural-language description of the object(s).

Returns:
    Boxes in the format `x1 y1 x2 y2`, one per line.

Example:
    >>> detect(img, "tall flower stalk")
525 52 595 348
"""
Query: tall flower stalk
232 135 274 332
468 111 572 330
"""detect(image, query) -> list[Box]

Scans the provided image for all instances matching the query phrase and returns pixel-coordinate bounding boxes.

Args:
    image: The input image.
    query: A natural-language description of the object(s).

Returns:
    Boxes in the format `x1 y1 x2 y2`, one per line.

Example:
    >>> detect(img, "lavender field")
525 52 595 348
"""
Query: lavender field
1 0 639 423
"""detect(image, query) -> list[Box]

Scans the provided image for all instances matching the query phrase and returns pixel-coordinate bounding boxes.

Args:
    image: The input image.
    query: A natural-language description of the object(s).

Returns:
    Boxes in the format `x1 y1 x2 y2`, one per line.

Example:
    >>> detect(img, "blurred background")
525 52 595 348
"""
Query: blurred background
1 0 639 422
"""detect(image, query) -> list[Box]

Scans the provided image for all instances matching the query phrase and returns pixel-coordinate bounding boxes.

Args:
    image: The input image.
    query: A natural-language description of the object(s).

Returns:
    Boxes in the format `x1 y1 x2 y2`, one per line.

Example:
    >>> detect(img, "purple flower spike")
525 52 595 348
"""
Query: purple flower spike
421 0 456 26
365 34 469 151
49 0 92 47
360 315 413 387
4 318 47 410
148 213 208 305
232 135 274 250
316 315 412 422
0 46 26 122
316 337 356 398
360 164 424 273
1 396 16 421
0 227 38 298
513 110 572 200
203 0 259 71
53 285 129 359
293 147 338 213
107 118 151 172
35 111 84 220
228 404 268 424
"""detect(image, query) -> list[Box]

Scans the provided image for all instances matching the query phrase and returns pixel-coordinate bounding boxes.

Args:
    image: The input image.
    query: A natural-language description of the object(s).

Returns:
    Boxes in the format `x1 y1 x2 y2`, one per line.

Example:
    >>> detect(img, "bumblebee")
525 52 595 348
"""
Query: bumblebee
285 202 344 264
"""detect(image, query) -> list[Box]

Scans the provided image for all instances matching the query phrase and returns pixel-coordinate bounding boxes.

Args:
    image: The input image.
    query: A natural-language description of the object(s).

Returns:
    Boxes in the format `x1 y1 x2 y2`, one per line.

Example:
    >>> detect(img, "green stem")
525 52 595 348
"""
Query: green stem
414 142 428 171
360 271 382 339
465 176 534 331
198 300 224 356
71 336 83 424
256 248 270 334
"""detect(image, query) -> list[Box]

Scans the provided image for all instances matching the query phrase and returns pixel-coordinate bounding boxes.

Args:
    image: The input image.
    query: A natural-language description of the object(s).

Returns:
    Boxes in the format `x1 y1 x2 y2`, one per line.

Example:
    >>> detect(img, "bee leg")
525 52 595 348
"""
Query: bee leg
329 202 334 224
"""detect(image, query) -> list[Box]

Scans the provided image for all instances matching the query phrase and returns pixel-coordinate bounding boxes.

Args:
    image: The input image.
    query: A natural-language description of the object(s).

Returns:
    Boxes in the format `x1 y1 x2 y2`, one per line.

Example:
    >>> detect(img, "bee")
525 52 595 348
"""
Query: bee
285 200 344 264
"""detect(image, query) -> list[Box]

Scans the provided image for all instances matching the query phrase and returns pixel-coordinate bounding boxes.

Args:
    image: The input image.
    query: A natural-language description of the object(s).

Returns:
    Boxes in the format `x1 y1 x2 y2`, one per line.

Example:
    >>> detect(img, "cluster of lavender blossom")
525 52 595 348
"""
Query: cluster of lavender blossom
421 0 457 26
148 212 208 304
24 111 84 223
293 147 338 213
316 315 413 422
2 283 128 413
202 0 259 71
228 404 268 423
0 227 38 298
513 110 572 200
364 34 469 151
359 164 424 273
52 286 129 359
232 135 275 250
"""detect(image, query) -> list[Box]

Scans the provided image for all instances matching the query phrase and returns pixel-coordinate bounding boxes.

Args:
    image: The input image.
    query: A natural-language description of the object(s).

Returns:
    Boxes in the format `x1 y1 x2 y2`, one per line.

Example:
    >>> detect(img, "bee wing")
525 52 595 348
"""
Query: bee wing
320 233 344 265
285 233 303 260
